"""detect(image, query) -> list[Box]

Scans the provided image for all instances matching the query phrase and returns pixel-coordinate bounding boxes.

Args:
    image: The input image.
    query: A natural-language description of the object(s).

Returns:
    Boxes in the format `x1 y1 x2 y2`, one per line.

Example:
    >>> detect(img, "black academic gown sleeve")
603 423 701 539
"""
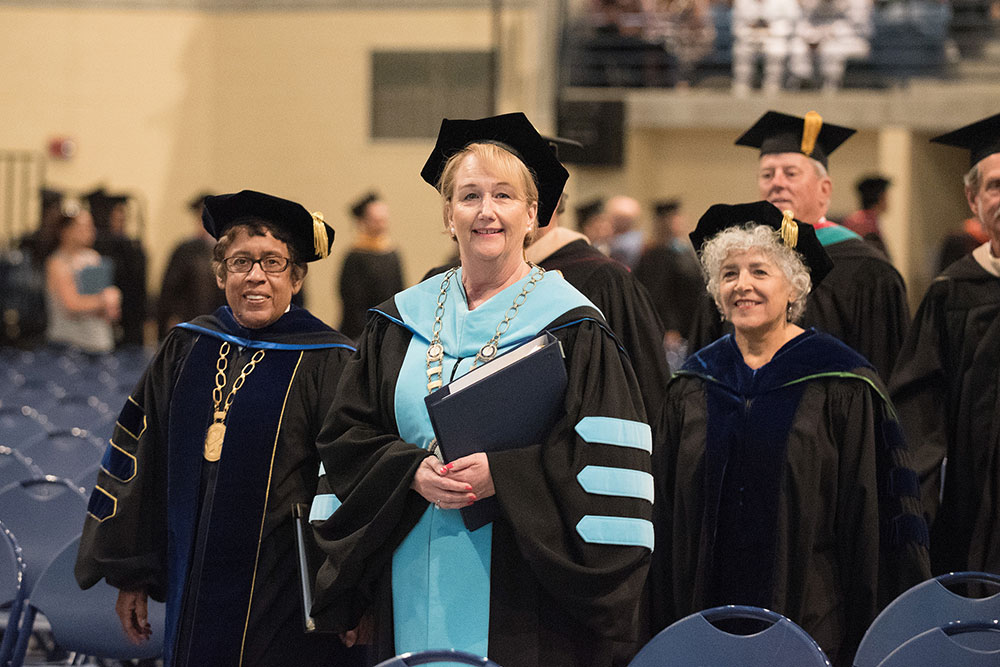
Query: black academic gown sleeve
310 314 430 635
75 329 189 598
487 317 651 649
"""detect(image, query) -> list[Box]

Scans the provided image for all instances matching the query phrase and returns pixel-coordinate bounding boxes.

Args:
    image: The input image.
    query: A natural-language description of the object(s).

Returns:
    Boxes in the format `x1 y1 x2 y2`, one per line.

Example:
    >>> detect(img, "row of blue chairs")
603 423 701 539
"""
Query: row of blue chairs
373 573 1000 667
0 478 165 667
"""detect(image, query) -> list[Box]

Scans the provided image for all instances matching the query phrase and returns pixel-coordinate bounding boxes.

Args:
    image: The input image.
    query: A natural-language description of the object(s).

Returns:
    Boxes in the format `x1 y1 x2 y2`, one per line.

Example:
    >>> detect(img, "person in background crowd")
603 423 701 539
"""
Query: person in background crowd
310 113 652 667
643 0 715 87
890 112 1000 578
20 188 65 267
42 200 120 355
338 191 405 341
842 175 891 256
156 192 226 340
634 199 704 369
76 190 363 667
686 110 909 380
730 0 800 95
787 0 873 92
87 187 149 347
576 197 615 256
526 182 667 423
650 201 929 667
607 195 646 268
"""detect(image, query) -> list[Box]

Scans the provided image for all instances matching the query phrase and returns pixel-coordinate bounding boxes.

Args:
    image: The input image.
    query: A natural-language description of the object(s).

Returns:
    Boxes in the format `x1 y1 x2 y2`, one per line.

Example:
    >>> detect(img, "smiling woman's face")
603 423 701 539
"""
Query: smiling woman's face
445 152 537 269
718 248 794 334
216 229 302 329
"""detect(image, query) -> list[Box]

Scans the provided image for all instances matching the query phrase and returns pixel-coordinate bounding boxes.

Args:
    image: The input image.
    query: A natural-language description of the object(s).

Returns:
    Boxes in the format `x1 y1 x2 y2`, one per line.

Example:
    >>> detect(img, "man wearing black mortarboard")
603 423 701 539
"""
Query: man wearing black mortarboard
87 187 150 347
685 110 910 380
337 191 405 341
76 190 366 667
890 112 1000 579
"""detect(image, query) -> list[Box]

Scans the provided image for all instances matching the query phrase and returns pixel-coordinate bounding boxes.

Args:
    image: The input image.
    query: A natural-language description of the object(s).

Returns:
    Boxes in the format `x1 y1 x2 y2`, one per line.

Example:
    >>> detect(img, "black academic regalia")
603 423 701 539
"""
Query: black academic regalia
95 231 148 347
633 241 704 337
311 271 653 667
338 248 405 340
889 253 1000 576
75 306 362 667
539 239 668 419
651 330 930 667
686 236 909 380
156 238 226 340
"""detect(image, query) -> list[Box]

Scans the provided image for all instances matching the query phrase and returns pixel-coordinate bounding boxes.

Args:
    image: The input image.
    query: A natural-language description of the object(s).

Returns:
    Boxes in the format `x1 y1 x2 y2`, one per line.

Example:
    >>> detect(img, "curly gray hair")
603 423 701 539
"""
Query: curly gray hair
699 223 812 323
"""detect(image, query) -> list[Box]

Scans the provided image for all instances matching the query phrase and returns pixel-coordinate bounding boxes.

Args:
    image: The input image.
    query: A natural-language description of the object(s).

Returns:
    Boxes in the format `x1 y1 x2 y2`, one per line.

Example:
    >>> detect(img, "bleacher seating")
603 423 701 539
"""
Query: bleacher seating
564 1 959 90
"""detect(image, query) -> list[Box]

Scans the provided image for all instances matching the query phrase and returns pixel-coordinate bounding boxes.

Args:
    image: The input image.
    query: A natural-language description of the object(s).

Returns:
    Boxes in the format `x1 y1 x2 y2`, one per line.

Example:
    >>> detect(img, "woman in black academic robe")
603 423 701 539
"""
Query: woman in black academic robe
648 202 930 667
311 114 653 666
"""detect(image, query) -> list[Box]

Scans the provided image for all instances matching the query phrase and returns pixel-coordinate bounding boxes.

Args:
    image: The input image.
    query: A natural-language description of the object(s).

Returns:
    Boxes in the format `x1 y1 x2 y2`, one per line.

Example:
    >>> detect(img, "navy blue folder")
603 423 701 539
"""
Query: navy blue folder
424 331 567 530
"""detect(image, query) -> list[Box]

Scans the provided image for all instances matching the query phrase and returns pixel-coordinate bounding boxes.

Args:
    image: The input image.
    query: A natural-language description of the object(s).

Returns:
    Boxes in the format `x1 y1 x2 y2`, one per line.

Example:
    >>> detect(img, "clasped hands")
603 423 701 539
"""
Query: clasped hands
410 452 495 510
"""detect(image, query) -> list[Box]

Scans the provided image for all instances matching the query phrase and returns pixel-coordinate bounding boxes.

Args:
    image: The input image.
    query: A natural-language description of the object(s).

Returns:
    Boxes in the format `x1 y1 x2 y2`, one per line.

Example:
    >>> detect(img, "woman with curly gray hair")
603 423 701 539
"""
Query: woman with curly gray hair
647 201 930 667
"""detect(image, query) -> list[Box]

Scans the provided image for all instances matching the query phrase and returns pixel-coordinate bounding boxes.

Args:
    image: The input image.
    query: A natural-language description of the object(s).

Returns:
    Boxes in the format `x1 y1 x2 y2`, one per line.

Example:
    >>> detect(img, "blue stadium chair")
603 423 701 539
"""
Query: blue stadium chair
0 519 26 666
375 649 503 667
0 445 43 490
630 605 831 667
853 571 1000 666
874 620 1000 666
0 478 87 667
22 535 164 663
37 393 112 432
19 430 104 483
0 405 52 451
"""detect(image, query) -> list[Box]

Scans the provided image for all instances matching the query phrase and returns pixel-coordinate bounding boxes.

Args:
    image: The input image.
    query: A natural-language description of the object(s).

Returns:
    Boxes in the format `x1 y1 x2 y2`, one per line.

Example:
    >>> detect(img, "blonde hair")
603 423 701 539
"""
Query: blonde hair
700 223 812 323
438 142 540 247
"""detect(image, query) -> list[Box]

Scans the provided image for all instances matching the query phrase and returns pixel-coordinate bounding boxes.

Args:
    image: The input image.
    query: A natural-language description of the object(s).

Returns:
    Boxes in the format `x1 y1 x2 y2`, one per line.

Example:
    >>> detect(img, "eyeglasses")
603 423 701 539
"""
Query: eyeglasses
223 256 290 273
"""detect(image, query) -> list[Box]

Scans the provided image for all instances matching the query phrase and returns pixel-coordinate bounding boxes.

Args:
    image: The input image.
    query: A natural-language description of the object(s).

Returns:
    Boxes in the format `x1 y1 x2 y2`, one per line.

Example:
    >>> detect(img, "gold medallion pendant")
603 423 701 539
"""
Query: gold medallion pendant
204 414 226 461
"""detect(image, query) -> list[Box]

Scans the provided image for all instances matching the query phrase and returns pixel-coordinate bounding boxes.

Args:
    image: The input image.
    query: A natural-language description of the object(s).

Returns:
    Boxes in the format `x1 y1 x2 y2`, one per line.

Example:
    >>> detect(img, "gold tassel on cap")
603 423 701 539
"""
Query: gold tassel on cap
800 110 823 157
311 212 330 259
780 209 798 249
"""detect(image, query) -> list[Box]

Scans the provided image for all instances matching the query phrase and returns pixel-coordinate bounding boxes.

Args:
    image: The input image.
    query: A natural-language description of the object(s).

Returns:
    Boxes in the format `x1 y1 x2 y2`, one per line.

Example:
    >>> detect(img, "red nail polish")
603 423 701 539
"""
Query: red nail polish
439 467 448 475
446 463 455 470
465 485 473 491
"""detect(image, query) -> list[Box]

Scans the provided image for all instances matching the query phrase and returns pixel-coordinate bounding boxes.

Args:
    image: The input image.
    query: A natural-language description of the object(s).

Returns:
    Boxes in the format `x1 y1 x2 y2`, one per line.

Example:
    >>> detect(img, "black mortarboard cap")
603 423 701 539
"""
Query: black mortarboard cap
575 198 604 228
349 191 379 219
40 188 64 211
420 112 570 227
188 191 214 211
202 190 334 262
542 134 585 164
84 187 129 210
856 176 890 207
689 200 834 285
930 113 1000 167
735 110 856 168
654 199 681 217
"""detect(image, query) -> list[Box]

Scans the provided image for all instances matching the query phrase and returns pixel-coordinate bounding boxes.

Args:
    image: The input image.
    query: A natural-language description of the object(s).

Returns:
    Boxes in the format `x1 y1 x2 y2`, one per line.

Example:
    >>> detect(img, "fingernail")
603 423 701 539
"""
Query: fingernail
445 463 455 470
465 485 473 491
468 494 477 501
439 467 448 475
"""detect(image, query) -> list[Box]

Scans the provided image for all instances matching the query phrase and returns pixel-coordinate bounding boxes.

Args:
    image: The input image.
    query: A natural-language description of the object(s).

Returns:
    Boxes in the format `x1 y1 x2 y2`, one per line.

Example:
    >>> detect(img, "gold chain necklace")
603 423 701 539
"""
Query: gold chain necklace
203 341 266 461
425 263 545 395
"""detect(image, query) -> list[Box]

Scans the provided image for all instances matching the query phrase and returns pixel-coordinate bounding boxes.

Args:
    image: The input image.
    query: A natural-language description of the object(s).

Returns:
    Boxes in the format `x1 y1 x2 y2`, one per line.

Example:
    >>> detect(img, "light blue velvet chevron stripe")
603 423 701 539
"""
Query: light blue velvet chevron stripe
309 493 342 522
575 416 652 453
577 466 654 503
576 515 654 550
